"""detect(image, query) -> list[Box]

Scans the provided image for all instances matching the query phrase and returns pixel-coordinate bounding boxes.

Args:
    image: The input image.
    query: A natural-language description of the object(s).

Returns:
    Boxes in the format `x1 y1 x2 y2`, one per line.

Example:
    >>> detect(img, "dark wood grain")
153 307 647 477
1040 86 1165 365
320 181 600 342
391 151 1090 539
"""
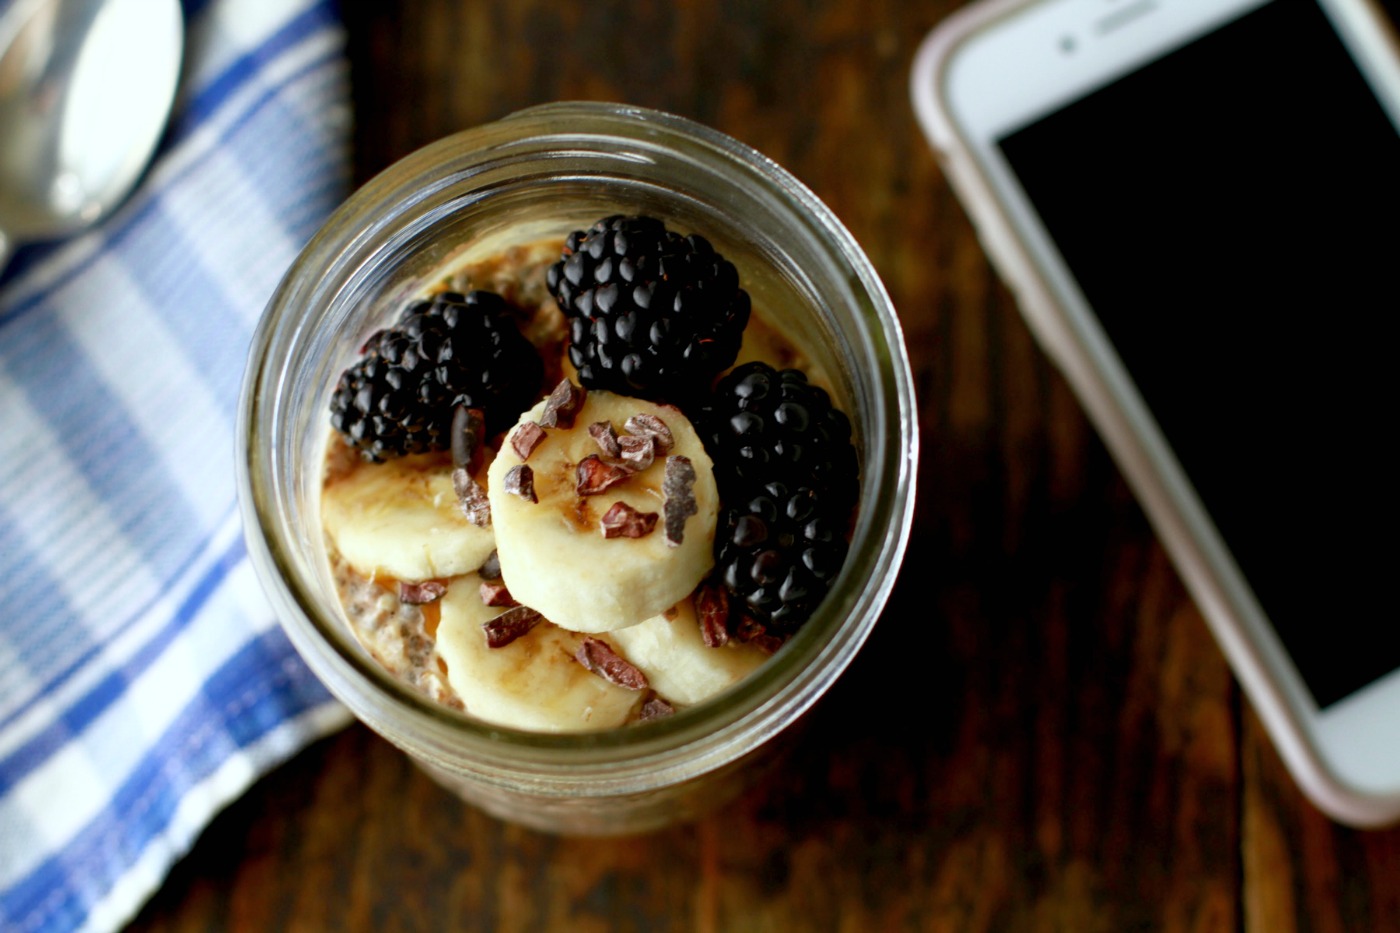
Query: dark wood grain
131 1 1400 929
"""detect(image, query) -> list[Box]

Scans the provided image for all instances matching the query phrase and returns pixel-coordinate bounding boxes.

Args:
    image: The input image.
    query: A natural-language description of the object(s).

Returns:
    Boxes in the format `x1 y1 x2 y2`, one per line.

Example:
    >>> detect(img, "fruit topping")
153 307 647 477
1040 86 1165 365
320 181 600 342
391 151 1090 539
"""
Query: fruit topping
329 290 544 460
486 389 719 634
321 454 496 581
546 215 751 402
436 578 642 731
607 599 769 704
699 361 858 512
713 482 850 633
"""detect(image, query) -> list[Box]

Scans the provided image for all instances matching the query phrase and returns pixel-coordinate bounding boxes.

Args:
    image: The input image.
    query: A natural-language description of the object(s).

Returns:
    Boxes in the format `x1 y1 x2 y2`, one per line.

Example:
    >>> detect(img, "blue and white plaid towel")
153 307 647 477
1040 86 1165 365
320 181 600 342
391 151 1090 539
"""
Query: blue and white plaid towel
0 1 353 930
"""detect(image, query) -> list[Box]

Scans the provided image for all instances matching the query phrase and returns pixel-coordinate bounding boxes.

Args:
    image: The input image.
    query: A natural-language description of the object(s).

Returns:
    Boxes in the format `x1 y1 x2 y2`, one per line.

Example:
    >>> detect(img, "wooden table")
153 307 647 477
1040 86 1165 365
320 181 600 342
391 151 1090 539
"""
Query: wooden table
132 1 1400 929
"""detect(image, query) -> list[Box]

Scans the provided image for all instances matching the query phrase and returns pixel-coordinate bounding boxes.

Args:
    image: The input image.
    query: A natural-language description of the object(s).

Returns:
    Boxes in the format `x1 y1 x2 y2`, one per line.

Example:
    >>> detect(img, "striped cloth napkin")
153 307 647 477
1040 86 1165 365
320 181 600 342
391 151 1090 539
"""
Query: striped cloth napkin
0 1 353 931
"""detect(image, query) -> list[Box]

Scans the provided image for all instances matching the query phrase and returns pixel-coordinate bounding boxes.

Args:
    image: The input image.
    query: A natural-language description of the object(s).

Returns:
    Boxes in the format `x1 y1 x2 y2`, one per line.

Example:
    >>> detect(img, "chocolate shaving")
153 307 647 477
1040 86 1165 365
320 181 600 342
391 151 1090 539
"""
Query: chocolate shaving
478 549 501 580
639 696 675 721
625 413 674 454
479 579 518 607
587 421 621 458
733 613 768 644
451 406 487 472
661 455 697 546
453 467 491 526
539 378 586 428
749 633 785 655
503 464 537 503
399 579 447 605
483 606 542 648
574 637 649 690
511 421 547 461
617 434 655 471
600 501 658 539
576 454 632 496
695 582 731 647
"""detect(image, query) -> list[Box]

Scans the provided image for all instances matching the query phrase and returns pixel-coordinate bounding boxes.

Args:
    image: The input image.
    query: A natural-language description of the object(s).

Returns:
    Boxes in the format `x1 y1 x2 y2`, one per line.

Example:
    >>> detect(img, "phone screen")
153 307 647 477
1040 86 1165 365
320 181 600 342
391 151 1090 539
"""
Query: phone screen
996 0 1400 709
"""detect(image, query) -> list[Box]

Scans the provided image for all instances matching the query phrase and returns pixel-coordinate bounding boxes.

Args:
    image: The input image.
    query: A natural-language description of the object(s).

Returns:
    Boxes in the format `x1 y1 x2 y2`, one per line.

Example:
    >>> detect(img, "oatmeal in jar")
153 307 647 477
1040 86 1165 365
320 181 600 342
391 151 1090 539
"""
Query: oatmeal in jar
321 216 858 732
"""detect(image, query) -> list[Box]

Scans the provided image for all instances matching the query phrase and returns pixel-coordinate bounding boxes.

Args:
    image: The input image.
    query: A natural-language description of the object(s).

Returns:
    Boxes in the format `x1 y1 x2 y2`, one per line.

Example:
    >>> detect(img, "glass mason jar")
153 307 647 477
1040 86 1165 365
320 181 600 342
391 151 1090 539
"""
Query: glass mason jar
237 102 918 835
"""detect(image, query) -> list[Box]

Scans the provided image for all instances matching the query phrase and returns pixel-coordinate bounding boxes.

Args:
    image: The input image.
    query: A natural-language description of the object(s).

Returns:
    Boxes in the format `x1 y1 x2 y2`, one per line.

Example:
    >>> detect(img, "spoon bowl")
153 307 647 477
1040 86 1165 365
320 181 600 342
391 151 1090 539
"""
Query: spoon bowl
0 0 183 269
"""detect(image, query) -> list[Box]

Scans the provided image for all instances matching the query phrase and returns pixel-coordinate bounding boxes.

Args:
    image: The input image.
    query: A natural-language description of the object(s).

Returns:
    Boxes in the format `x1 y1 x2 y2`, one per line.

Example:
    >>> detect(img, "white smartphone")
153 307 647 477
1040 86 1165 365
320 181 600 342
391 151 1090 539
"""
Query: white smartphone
912 0 1400 827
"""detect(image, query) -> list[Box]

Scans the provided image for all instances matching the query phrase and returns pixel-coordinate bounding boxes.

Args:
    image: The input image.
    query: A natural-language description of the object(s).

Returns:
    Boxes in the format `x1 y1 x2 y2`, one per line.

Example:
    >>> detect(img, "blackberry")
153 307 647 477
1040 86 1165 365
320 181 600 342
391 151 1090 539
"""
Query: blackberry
546 214 751 402
715 482 849 632
329 290 543 460
699 361 857 511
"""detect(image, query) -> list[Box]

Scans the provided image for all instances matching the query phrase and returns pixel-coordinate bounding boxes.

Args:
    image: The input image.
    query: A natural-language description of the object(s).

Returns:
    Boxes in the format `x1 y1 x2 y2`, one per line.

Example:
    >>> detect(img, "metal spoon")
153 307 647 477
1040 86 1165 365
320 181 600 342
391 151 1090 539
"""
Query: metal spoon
0 0 183 270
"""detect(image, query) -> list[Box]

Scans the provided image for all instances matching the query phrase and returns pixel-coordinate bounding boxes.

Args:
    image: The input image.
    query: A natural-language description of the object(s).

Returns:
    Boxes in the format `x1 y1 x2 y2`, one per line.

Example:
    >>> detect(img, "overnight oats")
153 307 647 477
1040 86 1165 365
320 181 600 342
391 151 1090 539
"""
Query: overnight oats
320 217 859 732
239 103 916 833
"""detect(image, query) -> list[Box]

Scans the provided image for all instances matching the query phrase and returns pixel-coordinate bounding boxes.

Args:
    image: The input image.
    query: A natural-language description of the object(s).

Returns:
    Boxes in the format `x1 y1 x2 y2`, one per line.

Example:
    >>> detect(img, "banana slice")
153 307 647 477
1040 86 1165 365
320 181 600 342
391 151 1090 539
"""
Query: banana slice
435 574 642 732
607 598 770 706
322 452 496 582
486 387 718 633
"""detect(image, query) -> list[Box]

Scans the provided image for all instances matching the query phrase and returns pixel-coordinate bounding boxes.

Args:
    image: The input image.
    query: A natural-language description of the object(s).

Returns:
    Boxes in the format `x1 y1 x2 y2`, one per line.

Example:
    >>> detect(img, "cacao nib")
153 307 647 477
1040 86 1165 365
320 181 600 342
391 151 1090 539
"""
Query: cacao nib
600 501 658 539
479 579 518 607
399 579 447 605
576 454 631 496
451 406 487 472
588 421 621 458
639 696 675 721
482 606 542 648
511 421 546 461
539 378 586 428
733 613 769 644
661 455 697 546
478 549 501 580
504 464 537 503
625 413 674 454
749 633 785 655
617 434 655 471
575 637 649 690
453 467 491 527
695 582 731 647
